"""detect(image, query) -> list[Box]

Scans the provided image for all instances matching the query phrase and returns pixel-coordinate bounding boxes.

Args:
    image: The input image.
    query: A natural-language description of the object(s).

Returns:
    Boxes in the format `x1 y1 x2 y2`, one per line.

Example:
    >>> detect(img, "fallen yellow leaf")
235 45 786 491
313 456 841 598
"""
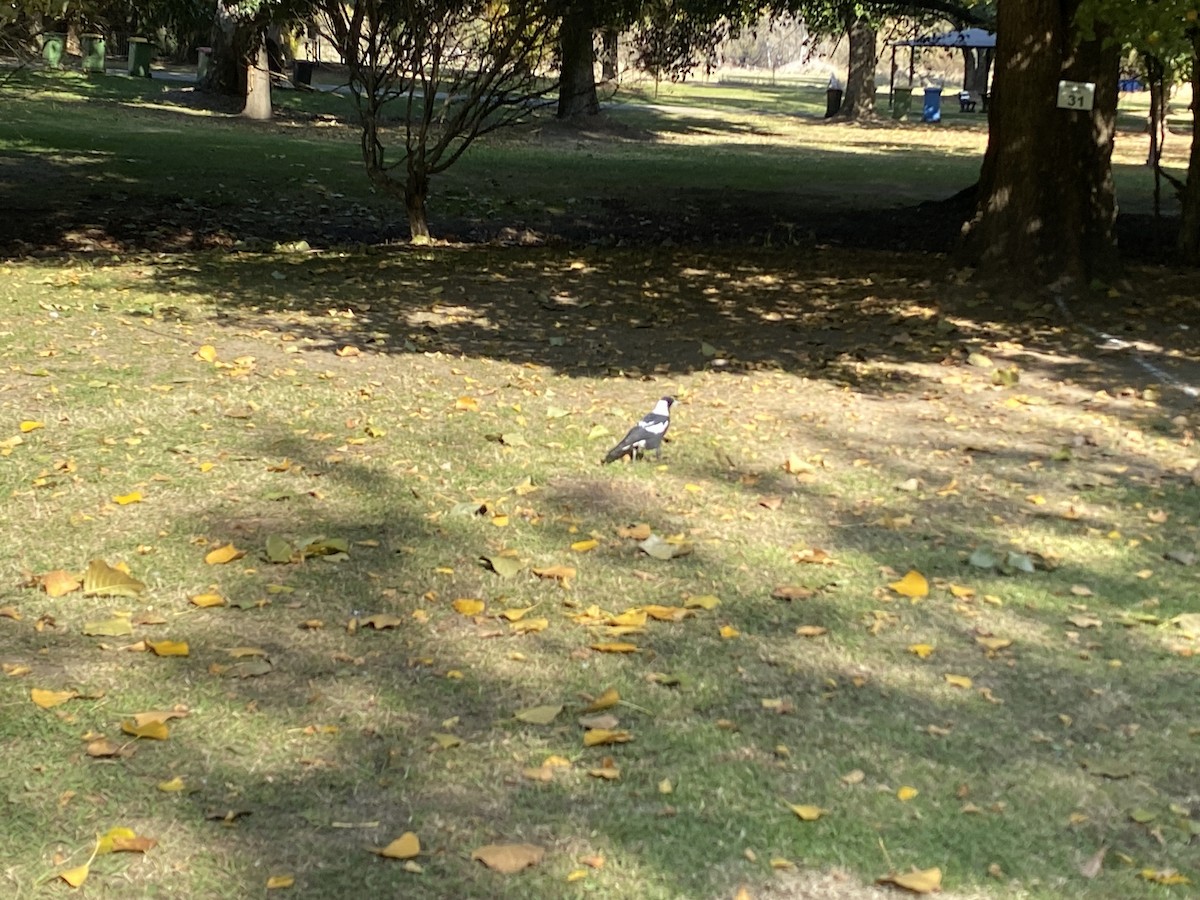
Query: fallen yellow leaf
157 776 186 792
571 539 599 552
877 867 942 893
452 598 485 616
20 420 45 433
146 639 189 657
58 863 89 888
889 570 929 599
897 785 920 801
908 643 935 658
787 803 825 821
583 728 633 746
112 491 143 505
590 642 638 654
719 624 740 639
190 592 226 608
944 674 973 689
204 543 244 565
31 687 77 709
266 874 295 889
121 719 169 740
377 832 421 859
195 344 218 362
584 688 620 712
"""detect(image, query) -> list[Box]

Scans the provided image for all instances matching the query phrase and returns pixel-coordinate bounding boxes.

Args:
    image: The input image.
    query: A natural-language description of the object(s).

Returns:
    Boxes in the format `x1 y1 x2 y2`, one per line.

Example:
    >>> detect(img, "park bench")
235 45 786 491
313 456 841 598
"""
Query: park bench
958 91 977 113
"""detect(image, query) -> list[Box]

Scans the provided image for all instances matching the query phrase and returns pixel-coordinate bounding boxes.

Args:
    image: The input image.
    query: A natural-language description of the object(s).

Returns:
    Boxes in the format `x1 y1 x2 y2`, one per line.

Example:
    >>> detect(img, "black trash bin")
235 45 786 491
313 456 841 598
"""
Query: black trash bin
292 60 314 87
824 88 843 118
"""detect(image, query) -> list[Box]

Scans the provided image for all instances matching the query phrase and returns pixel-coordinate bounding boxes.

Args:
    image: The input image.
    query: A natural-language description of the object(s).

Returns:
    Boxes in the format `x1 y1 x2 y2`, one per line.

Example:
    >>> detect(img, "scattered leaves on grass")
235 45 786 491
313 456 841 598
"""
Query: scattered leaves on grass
471 843 545 874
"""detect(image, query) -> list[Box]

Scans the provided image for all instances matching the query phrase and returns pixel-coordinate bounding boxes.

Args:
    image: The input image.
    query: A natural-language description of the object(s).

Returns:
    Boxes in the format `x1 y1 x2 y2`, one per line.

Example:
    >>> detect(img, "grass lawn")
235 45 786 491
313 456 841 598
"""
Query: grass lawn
1 66 1199 900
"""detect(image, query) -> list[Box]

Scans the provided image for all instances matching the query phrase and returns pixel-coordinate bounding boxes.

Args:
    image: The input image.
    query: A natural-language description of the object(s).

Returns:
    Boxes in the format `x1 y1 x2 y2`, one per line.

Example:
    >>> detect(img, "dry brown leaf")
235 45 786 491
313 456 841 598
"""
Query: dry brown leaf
471 843 545 874
532 565 576 584
41 570 82 597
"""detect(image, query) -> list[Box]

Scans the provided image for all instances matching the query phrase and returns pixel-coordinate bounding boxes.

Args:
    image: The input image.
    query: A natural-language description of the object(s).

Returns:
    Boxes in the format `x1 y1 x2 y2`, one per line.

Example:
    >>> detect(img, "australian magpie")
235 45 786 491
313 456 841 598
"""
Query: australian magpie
602 397 674 464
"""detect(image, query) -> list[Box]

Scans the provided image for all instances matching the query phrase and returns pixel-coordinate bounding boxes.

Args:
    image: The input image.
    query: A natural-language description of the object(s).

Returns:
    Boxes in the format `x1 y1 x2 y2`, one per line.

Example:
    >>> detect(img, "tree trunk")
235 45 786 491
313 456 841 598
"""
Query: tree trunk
242 39 272 120
1179 30 1200 263
837 14 877 120
959 0 1120 286
406 168 431 245
204 4 243 95
600 27 618 82
557 4 599 118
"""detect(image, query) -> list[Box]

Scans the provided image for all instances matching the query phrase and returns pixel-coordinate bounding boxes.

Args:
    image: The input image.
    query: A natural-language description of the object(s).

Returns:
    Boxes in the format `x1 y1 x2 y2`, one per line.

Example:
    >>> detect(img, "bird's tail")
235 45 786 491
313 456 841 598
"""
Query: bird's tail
602 442 631 464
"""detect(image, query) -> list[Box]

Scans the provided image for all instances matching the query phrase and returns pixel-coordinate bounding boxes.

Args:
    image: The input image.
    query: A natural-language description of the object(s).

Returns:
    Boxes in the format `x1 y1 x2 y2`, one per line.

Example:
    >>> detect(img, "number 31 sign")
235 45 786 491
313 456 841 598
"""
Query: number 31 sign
1057 80 1096 111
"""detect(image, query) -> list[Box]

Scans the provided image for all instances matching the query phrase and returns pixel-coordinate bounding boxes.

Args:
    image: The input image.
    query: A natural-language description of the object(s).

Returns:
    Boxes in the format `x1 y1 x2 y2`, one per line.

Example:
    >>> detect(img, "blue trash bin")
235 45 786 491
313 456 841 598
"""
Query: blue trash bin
922 87 942 123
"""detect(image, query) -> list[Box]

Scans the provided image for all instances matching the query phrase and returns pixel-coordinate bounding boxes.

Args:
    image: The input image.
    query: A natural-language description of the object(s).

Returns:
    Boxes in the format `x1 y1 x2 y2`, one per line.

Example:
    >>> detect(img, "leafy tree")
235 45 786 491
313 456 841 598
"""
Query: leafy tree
315 0 558 242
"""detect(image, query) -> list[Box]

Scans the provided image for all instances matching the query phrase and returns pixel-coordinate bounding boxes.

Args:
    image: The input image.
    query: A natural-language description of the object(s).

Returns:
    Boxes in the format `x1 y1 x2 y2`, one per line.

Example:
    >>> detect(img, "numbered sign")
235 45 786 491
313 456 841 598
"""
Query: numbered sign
1057 80 1095 111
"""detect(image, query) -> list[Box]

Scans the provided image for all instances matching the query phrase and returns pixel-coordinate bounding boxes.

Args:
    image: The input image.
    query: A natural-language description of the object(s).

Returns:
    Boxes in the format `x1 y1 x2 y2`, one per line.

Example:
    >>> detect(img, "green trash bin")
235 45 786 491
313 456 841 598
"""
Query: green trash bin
81 33 106 73
43 32 67 68
891 89 913 120
128 37 153 77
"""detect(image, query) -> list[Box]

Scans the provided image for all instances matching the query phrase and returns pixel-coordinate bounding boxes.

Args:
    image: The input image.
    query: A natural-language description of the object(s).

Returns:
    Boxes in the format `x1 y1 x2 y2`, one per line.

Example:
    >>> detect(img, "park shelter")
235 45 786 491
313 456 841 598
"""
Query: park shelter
887 27 996 107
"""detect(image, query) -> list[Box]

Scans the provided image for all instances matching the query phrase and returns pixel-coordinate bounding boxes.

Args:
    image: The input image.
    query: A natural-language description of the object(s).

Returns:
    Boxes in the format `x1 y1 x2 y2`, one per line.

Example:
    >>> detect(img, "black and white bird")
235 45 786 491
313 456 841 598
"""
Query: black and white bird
602 397 674 464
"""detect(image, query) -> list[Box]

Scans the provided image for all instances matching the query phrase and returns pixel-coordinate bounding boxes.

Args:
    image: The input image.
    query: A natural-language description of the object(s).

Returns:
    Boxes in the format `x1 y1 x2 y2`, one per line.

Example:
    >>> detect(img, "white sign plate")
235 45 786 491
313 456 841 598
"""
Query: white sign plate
1057 80 1095 111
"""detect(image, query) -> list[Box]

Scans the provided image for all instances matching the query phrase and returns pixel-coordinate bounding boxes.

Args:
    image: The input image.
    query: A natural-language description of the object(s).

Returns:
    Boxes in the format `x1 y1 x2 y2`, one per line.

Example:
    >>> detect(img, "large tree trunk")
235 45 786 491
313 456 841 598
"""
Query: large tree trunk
837 14 877 120
203 4 243 94
959 0 1120 286
557 4 599 118
242 39 272 120
1179 30 1200 263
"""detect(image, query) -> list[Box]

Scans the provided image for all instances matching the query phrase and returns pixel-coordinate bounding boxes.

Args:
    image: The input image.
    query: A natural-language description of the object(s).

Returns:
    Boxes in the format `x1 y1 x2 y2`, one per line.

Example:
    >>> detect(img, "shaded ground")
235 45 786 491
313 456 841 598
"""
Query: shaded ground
0 90 1182 264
